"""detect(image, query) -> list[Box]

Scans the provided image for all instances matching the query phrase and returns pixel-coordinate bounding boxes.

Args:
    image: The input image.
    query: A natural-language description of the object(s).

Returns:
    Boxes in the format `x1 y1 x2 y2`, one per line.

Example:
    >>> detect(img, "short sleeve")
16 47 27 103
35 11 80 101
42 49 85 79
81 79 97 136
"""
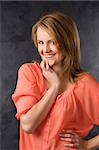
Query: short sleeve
12 63 41 120
85 75 99 125
76 73 99 125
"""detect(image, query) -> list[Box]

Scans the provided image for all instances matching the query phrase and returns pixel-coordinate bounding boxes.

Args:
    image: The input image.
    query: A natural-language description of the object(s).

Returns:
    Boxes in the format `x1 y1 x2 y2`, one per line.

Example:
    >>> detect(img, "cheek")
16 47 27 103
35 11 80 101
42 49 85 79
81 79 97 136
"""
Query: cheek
58 52 64 60
38 47 42 55
54 47 64 58
37 49 44 59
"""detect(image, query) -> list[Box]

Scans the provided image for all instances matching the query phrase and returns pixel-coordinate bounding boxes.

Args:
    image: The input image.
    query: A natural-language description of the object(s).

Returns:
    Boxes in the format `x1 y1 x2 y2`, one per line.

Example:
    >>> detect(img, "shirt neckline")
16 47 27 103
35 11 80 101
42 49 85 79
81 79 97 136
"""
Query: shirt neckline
43 77 76 100
34 62 89 99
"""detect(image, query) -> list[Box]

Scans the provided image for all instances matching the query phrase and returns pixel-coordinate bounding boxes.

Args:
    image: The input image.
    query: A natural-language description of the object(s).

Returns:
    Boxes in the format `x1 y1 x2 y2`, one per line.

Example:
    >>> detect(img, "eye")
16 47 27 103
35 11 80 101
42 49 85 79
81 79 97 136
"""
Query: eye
52 41 55 45
38 41 44 45
50 40 55 45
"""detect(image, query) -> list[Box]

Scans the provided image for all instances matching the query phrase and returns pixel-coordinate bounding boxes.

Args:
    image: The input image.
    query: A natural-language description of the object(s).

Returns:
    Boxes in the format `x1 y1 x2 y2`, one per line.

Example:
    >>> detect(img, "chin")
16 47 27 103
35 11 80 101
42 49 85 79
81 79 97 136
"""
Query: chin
48 60 55 67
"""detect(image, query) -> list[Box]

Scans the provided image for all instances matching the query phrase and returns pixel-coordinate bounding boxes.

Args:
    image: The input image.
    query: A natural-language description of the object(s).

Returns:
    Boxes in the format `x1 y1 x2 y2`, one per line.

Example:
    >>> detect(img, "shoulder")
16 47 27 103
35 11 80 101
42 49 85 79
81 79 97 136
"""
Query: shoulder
18 62 44 89
18 62 42 78
76 72 98 86
19 61 41 73
75 72 99 94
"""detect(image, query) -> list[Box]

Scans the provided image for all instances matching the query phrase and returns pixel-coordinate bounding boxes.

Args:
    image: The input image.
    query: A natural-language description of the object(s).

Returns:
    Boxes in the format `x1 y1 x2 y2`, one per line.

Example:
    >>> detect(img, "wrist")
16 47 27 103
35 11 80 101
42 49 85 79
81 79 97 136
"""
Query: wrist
86 139 96 150
53 82 60 90
89 135 99 149
84 141 89 150
51 82 60 92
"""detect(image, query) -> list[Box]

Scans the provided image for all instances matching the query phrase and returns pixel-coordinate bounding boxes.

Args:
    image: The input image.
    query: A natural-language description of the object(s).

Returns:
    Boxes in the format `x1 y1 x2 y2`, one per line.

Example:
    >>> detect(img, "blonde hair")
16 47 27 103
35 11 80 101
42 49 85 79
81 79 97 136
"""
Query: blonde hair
32 11 84 82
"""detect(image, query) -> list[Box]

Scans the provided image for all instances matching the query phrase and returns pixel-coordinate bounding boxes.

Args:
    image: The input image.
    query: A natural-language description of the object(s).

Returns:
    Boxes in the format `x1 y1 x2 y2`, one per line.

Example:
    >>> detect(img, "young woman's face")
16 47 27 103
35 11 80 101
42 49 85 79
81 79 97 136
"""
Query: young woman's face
37 27 64 67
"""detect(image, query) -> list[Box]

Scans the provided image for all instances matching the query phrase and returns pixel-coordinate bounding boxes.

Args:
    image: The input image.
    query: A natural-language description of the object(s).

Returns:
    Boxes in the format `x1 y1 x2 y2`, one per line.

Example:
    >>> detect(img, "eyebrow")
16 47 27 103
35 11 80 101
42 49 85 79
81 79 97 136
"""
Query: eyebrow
37 39 54 43
37 40 43 42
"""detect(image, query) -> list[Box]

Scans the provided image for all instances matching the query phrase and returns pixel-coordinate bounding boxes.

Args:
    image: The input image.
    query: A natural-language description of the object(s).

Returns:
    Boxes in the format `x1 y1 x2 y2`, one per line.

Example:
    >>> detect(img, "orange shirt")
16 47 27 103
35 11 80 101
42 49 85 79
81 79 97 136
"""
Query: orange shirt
12 62 99 150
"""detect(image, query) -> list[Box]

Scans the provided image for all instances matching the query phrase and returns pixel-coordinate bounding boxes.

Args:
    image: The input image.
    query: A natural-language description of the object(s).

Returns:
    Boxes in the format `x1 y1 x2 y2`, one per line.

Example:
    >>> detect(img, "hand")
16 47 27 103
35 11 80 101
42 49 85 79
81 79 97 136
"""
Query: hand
40 59 61 88
59 129 88 150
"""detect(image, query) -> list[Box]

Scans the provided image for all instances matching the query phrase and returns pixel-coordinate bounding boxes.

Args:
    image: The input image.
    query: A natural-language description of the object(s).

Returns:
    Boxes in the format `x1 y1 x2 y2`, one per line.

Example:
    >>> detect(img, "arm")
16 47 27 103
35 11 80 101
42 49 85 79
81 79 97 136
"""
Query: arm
20 60 61 133
20 84 60 133
87 135 99 150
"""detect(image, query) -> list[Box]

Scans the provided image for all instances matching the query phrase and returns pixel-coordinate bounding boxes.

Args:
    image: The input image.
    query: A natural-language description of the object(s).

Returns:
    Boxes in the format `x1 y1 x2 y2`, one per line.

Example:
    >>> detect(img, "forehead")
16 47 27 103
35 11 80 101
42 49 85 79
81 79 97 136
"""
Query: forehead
37 27 54 40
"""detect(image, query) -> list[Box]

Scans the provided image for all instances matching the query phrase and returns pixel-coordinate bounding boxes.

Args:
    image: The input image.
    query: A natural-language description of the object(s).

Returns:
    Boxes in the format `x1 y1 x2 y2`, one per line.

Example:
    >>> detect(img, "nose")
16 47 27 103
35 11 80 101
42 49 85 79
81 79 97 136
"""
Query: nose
43 43 50 53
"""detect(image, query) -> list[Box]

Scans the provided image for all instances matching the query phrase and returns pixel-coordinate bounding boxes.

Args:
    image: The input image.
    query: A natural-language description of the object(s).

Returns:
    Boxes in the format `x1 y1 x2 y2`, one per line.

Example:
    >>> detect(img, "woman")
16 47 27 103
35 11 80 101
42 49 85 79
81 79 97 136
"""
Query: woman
12 11 99 150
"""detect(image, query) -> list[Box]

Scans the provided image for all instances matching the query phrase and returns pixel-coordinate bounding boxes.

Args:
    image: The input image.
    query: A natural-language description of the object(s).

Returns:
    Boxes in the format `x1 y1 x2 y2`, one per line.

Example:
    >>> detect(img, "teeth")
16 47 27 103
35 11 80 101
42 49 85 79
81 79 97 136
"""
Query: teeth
45 54 55 58
46 56 53 58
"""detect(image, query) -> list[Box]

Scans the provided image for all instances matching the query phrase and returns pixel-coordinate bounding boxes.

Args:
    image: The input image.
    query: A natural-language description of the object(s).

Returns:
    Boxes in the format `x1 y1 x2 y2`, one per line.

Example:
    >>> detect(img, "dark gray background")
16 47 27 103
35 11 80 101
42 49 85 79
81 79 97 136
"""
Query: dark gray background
0 1 99 150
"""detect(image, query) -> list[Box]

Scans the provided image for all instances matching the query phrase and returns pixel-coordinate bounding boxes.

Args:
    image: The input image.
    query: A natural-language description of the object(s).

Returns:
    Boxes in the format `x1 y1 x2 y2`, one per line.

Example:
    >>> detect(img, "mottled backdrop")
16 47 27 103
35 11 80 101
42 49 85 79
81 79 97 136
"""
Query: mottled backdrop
0 1 99 150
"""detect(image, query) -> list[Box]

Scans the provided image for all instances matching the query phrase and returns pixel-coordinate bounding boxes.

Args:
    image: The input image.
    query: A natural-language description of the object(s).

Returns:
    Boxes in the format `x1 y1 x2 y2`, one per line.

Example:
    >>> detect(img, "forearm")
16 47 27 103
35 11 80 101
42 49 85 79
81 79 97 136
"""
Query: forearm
87 135 99 150
20 84 59 133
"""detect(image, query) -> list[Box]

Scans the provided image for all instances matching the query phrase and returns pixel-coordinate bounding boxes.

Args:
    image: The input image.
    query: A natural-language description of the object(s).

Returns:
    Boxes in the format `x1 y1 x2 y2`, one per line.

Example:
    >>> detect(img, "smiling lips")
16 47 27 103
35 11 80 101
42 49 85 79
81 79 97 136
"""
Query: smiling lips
44 53 56 59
